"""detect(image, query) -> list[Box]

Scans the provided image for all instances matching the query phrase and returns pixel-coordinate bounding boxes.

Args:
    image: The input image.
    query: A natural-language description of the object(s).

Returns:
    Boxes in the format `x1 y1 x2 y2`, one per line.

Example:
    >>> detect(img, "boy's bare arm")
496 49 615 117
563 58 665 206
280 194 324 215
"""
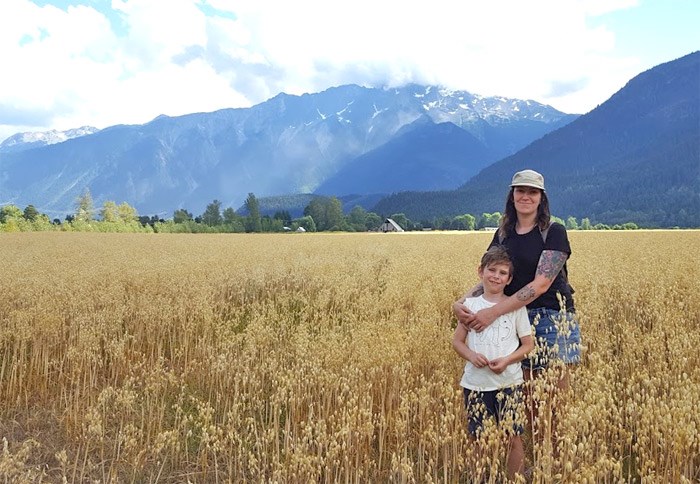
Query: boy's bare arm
488 335 534 374
452 325 489 368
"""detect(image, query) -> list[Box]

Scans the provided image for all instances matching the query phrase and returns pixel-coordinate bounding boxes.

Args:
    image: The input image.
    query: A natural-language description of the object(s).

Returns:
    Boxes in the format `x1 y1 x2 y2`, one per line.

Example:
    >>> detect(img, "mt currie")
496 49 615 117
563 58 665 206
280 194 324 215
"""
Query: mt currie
0 84 576 217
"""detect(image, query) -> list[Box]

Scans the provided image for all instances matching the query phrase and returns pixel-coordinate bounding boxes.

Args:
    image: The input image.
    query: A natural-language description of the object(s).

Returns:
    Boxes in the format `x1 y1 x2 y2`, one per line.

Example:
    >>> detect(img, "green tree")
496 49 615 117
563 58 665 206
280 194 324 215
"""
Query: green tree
565 216 579 230
580 218 592 230
75 190 94 222
364 212 382 231
479 212 501 228
453 213 476 230
118 202 138 223
261 216 285 232
100 201 120 222
347 206 368 231
325 197 345 231
292 215 316 232
201 200 223 226
0 205 23 223
303 198 326 230
173 209 193 224
23 205 40 221
244 193 262 232
273 210 292 225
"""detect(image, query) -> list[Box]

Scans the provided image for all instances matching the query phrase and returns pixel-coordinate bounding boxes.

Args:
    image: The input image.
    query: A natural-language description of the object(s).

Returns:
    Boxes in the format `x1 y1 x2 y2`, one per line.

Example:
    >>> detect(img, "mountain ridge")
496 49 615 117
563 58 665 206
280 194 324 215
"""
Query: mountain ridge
372 51 700 227
0 84 574 216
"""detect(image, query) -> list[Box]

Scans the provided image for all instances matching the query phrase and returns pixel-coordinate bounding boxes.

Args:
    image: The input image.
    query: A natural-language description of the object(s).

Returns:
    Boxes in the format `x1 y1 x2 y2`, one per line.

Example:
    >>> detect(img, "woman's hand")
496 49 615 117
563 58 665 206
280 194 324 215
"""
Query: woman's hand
468 306 498 332
453 301 475 327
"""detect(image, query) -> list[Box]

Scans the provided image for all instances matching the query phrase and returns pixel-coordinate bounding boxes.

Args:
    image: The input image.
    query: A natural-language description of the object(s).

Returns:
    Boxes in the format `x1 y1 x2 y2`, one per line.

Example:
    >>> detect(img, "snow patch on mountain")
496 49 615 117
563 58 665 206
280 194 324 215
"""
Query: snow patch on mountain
0 126 100 153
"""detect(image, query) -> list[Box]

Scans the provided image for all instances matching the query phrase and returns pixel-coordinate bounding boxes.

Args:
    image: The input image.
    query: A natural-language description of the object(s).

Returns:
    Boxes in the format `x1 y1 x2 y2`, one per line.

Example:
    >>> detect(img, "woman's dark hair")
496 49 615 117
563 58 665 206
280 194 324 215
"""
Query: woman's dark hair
497 187 551 240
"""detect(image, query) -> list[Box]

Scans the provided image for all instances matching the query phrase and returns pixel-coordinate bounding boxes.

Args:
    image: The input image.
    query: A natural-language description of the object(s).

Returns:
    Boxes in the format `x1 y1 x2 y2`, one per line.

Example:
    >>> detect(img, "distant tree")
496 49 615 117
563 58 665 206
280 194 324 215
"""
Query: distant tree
100 201 120 222
325 197 345 230
565 216 579 230
551 215 565 226
0 205 22 223
23 205 40 221
452 213 476 230
244 193 262 232
75 190 94 222
201 200 223 226
118 202 138 223
292 215 316 232
347 206 368 231
580 218 592 230
478 212 501 229
53 218 61 225
222 207 239 225
303 198 325 230
273 210 292 225
365 212 382 231
173 209 193 224
261 215 285 232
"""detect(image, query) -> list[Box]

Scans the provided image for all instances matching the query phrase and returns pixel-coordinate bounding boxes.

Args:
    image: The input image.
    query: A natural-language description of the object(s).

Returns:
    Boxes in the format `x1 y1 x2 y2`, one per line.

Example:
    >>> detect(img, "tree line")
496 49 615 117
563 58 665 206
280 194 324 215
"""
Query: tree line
0 190 644 234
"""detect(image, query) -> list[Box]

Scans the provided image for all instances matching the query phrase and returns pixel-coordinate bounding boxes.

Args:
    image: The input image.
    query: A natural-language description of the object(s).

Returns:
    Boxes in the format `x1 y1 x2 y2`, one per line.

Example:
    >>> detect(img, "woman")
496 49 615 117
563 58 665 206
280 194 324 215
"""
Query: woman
453 169 581 446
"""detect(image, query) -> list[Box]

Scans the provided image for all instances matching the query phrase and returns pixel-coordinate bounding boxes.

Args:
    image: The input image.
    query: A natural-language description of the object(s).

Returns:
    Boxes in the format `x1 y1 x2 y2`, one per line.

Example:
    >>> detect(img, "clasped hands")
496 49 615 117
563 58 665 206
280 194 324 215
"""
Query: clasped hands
452 300 497 333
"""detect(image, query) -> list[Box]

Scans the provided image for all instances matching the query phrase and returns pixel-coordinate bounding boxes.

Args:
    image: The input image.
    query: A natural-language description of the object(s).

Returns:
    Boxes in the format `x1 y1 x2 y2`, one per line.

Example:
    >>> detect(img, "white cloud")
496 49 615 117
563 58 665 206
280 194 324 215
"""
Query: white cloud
0 0 682 141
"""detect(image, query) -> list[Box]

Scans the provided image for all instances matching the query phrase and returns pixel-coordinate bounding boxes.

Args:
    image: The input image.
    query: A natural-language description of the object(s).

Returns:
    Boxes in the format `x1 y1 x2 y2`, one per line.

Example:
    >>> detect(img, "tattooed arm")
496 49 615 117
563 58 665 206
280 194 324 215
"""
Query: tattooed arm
468 250 568 332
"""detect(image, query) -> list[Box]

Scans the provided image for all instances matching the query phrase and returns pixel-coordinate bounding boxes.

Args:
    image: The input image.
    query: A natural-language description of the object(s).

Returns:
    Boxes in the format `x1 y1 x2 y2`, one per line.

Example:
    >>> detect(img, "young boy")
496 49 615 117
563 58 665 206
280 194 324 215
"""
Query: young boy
453 246 534 479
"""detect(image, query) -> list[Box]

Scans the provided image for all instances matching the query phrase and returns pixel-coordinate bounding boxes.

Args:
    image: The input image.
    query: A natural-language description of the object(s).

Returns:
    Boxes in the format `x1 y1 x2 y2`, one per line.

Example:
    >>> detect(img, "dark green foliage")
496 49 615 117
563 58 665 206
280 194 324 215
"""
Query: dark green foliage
23 205 39 221
243 193 262 232
201 200 223 226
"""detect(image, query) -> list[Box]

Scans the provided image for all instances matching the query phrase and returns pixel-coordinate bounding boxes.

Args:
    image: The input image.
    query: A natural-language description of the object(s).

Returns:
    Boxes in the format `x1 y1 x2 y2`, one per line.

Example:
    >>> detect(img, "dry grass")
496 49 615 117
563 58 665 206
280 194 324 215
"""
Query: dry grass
0 231 698 483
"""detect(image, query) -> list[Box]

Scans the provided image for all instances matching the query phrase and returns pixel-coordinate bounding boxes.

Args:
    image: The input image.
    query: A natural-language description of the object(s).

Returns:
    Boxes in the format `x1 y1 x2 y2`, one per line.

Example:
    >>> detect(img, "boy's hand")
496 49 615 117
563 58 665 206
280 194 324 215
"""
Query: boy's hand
468 352 489 368
488 357 509 374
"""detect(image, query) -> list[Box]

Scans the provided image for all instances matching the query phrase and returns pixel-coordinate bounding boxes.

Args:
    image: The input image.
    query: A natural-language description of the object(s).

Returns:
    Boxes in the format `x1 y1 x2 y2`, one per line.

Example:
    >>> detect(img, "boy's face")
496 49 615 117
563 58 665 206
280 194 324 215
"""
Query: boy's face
478 262 512 292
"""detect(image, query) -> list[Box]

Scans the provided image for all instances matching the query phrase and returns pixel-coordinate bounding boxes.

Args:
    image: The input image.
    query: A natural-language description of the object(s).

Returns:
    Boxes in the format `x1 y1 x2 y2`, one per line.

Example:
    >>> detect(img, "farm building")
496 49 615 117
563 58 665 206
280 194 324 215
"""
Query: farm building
379 218 404 232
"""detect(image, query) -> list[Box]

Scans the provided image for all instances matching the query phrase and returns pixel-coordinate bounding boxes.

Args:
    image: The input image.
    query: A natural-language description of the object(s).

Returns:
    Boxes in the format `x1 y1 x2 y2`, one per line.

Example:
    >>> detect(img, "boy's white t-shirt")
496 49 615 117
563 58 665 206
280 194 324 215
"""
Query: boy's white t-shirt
459 295 531 391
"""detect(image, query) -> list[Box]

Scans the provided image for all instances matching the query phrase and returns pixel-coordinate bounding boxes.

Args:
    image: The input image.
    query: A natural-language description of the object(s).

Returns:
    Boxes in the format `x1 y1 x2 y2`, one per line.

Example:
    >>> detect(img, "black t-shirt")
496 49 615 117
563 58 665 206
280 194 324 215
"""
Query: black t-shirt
488 222 575 312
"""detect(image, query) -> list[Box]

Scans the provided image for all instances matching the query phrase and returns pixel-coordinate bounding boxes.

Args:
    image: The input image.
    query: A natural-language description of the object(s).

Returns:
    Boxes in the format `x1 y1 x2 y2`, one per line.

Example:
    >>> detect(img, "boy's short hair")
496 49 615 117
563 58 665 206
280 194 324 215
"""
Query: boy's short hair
479 246 513 276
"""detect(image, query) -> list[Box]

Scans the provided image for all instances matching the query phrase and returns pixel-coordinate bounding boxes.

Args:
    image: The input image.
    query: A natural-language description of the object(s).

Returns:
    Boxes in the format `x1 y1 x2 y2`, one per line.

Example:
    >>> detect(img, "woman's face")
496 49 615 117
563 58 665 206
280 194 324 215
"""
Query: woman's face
513 186 542 217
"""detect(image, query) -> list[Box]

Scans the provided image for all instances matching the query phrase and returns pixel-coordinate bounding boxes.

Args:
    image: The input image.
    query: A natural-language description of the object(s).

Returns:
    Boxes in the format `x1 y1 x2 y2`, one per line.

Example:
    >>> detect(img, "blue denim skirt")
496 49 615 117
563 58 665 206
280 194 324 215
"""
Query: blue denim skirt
522 307 581 370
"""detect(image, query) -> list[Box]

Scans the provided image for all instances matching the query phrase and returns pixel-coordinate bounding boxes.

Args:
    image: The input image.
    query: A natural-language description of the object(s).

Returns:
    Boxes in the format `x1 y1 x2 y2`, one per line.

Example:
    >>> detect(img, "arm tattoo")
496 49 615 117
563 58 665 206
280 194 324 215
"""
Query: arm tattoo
517 285 536 301
536 250 568 280
469 284 484 297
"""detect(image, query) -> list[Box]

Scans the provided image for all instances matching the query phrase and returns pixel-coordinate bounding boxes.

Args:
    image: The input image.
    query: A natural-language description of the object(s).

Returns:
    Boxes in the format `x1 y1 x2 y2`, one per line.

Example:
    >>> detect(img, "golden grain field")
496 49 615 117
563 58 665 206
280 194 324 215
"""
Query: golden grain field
0 231 698 483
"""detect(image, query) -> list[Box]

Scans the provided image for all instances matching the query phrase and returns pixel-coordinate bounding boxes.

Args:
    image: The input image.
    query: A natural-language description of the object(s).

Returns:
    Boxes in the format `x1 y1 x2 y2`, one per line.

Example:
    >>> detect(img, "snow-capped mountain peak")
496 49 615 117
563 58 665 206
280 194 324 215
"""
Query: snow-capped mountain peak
0 126 100 153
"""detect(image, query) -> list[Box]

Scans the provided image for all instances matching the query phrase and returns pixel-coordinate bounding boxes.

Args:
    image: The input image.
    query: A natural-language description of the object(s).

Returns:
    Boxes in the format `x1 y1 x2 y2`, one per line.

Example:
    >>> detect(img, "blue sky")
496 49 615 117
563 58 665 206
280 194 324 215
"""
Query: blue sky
0 0 698 141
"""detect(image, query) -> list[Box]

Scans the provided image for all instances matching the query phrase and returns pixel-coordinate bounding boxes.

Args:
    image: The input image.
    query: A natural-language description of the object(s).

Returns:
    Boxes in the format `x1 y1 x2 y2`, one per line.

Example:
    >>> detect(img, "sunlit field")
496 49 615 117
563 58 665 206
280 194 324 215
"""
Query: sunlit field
1 231 698 483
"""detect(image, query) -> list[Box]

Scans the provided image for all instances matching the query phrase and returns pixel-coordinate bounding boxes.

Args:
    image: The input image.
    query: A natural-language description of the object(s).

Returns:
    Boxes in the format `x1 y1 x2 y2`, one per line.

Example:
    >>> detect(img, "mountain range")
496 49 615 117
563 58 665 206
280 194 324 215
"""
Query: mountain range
1 51 697 227
374 51 699 227
0 85 575 218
